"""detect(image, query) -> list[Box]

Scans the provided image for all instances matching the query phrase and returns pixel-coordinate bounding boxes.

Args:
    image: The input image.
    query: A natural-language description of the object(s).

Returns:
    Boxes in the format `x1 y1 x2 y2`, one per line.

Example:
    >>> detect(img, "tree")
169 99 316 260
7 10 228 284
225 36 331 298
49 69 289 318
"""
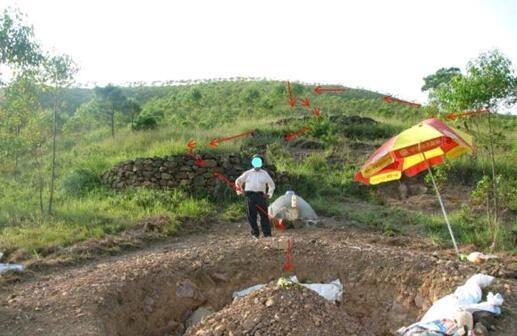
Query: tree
1 70 41 167
0 8 42 81
94 84 127 137
422 67 461 92
435 50 517 249
124 97 142 128
42 54 78 214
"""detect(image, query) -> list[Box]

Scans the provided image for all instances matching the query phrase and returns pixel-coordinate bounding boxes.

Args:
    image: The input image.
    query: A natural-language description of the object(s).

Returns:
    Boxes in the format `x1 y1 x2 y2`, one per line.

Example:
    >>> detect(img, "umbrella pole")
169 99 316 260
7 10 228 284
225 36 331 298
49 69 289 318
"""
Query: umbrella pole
424 162 460 257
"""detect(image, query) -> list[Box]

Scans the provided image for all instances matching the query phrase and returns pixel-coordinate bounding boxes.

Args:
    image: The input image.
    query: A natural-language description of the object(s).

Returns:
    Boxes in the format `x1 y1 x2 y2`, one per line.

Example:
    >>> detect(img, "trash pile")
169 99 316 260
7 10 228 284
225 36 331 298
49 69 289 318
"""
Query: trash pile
185 280 371 336
397 274 504 336
268 191 319 226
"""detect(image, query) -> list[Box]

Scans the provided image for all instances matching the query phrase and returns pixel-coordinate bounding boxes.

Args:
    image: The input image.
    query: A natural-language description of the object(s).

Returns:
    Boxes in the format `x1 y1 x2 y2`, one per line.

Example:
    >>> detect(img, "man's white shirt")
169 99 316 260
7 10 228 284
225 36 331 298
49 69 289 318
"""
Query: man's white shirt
235 168 275 197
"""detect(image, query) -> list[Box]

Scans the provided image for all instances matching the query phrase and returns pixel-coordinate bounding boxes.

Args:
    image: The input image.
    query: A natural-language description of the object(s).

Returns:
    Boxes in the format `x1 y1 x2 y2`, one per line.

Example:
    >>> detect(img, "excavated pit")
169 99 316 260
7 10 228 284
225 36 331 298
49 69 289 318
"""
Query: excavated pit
98 233 476 336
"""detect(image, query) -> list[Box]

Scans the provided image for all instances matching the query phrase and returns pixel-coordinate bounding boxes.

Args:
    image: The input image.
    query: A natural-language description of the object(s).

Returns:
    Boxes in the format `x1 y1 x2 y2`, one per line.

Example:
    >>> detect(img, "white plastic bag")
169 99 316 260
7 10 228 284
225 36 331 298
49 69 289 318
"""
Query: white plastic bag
300 279 343 302
0 263 24 274
454 274 493 305
420 274 501 323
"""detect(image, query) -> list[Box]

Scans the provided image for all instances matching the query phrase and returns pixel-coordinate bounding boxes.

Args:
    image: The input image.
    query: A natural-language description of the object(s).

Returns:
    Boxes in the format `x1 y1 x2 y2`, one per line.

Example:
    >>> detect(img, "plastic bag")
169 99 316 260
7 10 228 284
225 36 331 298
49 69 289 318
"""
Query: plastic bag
420 274 500 323
268 191 318 223
0 263 24 274
300 279 343 302
454 274 493 305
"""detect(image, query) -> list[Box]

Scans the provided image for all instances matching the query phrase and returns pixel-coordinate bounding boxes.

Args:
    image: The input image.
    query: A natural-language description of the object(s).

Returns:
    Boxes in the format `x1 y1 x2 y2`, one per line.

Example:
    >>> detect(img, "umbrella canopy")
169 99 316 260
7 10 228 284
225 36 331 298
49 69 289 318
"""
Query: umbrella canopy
355 118 474 185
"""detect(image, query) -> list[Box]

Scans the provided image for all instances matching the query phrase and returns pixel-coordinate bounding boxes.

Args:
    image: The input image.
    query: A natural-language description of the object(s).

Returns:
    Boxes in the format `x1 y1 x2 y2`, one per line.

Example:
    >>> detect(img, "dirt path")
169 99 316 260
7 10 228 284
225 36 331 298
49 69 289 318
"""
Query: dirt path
1 220 516 336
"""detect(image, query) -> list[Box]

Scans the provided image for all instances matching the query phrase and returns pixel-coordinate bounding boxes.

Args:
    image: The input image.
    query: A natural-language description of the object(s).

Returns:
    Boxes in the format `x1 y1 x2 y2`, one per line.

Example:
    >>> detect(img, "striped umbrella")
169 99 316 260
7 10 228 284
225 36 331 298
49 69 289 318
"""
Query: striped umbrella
355 118 475 256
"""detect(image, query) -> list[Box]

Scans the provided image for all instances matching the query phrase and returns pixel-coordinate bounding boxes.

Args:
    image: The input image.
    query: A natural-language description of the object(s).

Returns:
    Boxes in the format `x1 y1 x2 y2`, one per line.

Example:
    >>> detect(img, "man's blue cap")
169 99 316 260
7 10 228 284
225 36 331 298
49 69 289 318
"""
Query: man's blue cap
251 157 263 168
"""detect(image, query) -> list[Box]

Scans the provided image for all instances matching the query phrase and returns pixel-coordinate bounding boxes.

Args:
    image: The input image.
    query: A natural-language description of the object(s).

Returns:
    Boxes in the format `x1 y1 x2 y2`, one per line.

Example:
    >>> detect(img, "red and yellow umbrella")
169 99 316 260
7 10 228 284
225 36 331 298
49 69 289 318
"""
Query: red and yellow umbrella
355 118 474 185
355 118 475 256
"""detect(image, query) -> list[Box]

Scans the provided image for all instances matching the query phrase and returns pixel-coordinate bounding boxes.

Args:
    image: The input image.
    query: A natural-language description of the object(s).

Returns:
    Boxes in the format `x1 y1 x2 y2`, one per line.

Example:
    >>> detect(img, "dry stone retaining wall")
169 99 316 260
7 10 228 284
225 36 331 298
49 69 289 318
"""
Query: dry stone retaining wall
102 153 288 192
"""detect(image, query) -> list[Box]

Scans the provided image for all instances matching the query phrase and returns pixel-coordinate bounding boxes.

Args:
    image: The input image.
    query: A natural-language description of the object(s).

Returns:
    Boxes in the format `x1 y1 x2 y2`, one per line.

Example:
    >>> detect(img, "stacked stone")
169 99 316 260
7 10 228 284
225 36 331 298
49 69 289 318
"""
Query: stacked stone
102 153 288 192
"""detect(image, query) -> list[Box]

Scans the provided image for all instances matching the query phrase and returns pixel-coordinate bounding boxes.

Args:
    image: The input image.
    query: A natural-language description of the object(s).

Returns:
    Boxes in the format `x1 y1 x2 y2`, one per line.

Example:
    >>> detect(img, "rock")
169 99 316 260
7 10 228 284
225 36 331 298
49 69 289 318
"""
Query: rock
211 272 228 282
265 298 274 307
176 279 197 298
398 183 408 200
186 306 216 329
203 160 218 168
474 322 488 336
143 296 154 313
161 173 173 180
414 293 424 308
193 175 205 186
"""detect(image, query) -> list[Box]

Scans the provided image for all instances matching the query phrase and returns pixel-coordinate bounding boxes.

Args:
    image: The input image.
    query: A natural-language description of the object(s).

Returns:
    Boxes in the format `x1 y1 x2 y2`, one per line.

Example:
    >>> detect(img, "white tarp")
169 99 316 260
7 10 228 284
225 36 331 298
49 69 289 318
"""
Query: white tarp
232 276 343 302
268 191 318 223
0 263 24 274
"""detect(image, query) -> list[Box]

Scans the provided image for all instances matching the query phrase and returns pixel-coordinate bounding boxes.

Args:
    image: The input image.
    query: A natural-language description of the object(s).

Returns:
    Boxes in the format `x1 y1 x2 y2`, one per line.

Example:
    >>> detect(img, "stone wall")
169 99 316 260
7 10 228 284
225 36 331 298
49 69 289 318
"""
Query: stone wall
102 153 288 191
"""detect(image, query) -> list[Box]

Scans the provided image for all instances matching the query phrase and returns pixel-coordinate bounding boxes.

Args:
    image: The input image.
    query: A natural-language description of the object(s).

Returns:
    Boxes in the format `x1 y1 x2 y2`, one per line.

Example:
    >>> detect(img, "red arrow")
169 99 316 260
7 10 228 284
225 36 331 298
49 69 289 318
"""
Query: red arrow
213 172 242 192
185 152 205 167
300 97 310 107
209 130 255 148
287 81 296 107
312 107 321 117
186 139 197 150
314 85 345 94
446 108 489 120
283 238 294 271
284 126 310 141
383 96 421 108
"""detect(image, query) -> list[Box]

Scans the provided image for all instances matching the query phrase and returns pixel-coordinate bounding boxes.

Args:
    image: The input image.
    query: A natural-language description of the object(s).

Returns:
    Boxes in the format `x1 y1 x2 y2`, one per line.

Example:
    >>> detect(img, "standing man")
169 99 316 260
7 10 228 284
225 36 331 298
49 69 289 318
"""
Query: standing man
235 154 275 239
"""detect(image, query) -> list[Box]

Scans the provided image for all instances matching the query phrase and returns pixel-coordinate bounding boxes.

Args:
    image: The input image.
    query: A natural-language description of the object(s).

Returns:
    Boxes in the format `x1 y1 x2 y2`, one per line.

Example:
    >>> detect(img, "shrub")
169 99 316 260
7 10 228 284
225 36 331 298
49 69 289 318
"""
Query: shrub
59 168 101 197
133 113 159 130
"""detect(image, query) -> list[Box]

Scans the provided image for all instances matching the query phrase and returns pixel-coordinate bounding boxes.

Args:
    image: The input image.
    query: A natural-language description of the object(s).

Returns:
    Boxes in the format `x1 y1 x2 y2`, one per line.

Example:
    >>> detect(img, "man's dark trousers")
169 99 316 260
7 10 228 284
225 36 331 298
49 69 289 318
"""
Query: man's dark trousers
245 191 271 237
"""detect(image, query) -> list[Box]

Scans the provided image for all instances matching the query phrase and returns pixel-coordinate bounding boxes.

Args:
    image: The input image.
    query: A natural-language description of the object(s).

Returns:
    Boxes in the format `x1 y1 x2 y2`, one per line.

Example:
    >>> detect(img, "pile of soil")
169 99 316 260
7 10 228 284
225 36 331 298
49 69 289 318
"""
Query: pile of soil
185 283 371 336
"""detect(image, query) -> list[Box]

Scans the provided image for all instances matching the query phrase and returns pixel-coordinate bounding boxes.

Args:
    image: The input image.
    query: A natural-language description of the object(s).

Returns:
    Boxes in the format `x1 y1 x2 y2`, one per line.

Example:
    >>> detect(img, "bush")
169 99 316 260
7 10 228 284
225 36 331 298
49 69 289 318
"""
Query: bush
133 113 159 130
59 168 101 197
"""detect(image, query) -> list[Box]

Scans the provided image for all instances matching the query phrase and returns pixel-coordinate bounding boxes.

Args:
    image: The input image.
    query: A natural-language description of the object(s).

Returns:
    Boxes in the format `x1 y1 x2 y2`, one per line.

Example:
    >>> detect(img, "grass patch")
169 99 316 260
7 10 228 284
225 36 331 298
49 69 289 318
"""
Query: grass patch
0 187 214 253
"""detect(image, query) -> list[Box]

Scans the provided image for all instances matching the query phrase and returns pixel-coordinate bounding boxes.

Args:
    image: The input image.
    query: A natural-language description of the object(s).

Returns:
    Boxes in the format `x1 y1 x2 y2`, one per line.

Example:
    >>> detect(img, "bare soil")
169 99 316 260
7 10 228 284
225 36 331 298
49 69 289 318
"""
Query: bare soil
1 219 516 336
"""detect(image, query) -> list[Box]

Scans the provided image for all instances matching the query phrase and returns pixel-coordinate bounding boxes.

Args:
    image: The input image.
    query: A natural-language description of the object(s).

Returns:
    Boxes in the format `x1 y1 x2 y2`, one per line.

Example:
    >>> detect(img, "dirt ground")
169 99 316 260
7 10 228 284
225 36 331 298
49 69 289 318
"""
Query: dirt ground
1 219 516 336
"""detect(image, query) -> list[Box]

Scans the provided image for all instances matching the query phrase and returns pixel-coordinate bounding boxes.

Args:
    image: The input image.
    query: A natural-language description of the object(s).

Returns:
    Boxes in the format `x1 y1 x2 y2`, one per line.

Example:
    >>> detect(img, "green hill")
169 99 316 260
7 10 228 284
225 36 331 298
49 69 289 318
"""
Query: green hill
0 80 515 259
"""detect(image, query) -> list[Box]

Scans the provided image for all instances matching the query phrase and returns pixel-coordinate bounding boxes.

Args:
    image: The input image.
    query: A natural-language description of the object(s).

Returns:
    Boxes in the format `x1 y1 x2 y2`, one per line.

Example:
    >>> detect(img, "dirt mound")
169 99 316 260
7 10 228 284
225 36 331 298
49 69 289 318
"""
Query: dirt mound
185 283 371 336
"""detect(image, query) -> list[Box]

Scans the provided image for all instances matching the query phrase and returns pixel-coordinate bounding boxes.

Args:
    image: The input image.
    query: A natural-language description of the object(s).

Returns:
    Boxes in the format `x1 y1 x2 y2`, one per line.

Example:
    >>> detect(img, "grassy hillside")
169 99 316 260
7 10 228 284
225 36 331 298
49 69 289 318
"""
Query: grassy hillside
0 80 515 258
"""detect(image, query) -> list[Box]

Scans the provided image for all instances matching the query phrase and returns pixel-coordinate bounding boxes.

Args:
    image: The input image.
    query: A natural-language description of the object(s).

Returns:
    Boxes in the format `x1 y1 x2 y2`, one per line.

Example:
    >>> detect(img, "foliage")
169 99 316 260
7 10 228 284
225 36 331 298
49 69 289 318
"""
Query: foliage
436 50 516 111
432 49 517 249
422 67 461 91
424 164 450 189
94 84 128 137
0 8 42 72
59 168 100 197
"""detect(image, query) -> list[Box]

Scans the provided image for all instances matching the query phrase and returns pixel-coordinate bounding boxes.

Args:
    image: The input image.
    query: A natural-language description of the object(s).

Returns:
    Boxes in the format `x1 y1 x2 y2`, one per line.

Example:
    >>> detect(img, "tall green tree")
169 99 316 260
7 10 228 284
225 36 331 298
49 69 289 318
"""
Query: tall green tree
2 70 40 166
94 84 128 137
0 7 41 161
41 54 78 214
422 67 461 92
435 50 517 249
0 8 42 80
124 97 141 128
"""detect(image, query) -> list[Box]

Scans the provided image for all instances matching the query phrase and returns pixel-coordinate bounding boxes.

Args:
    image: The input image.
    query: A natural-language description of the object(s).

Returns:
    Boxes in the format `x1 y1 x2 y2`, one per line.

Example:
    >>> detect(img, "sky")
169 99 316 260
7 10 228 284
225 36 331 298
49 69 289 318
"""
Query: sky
2 0 517 105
